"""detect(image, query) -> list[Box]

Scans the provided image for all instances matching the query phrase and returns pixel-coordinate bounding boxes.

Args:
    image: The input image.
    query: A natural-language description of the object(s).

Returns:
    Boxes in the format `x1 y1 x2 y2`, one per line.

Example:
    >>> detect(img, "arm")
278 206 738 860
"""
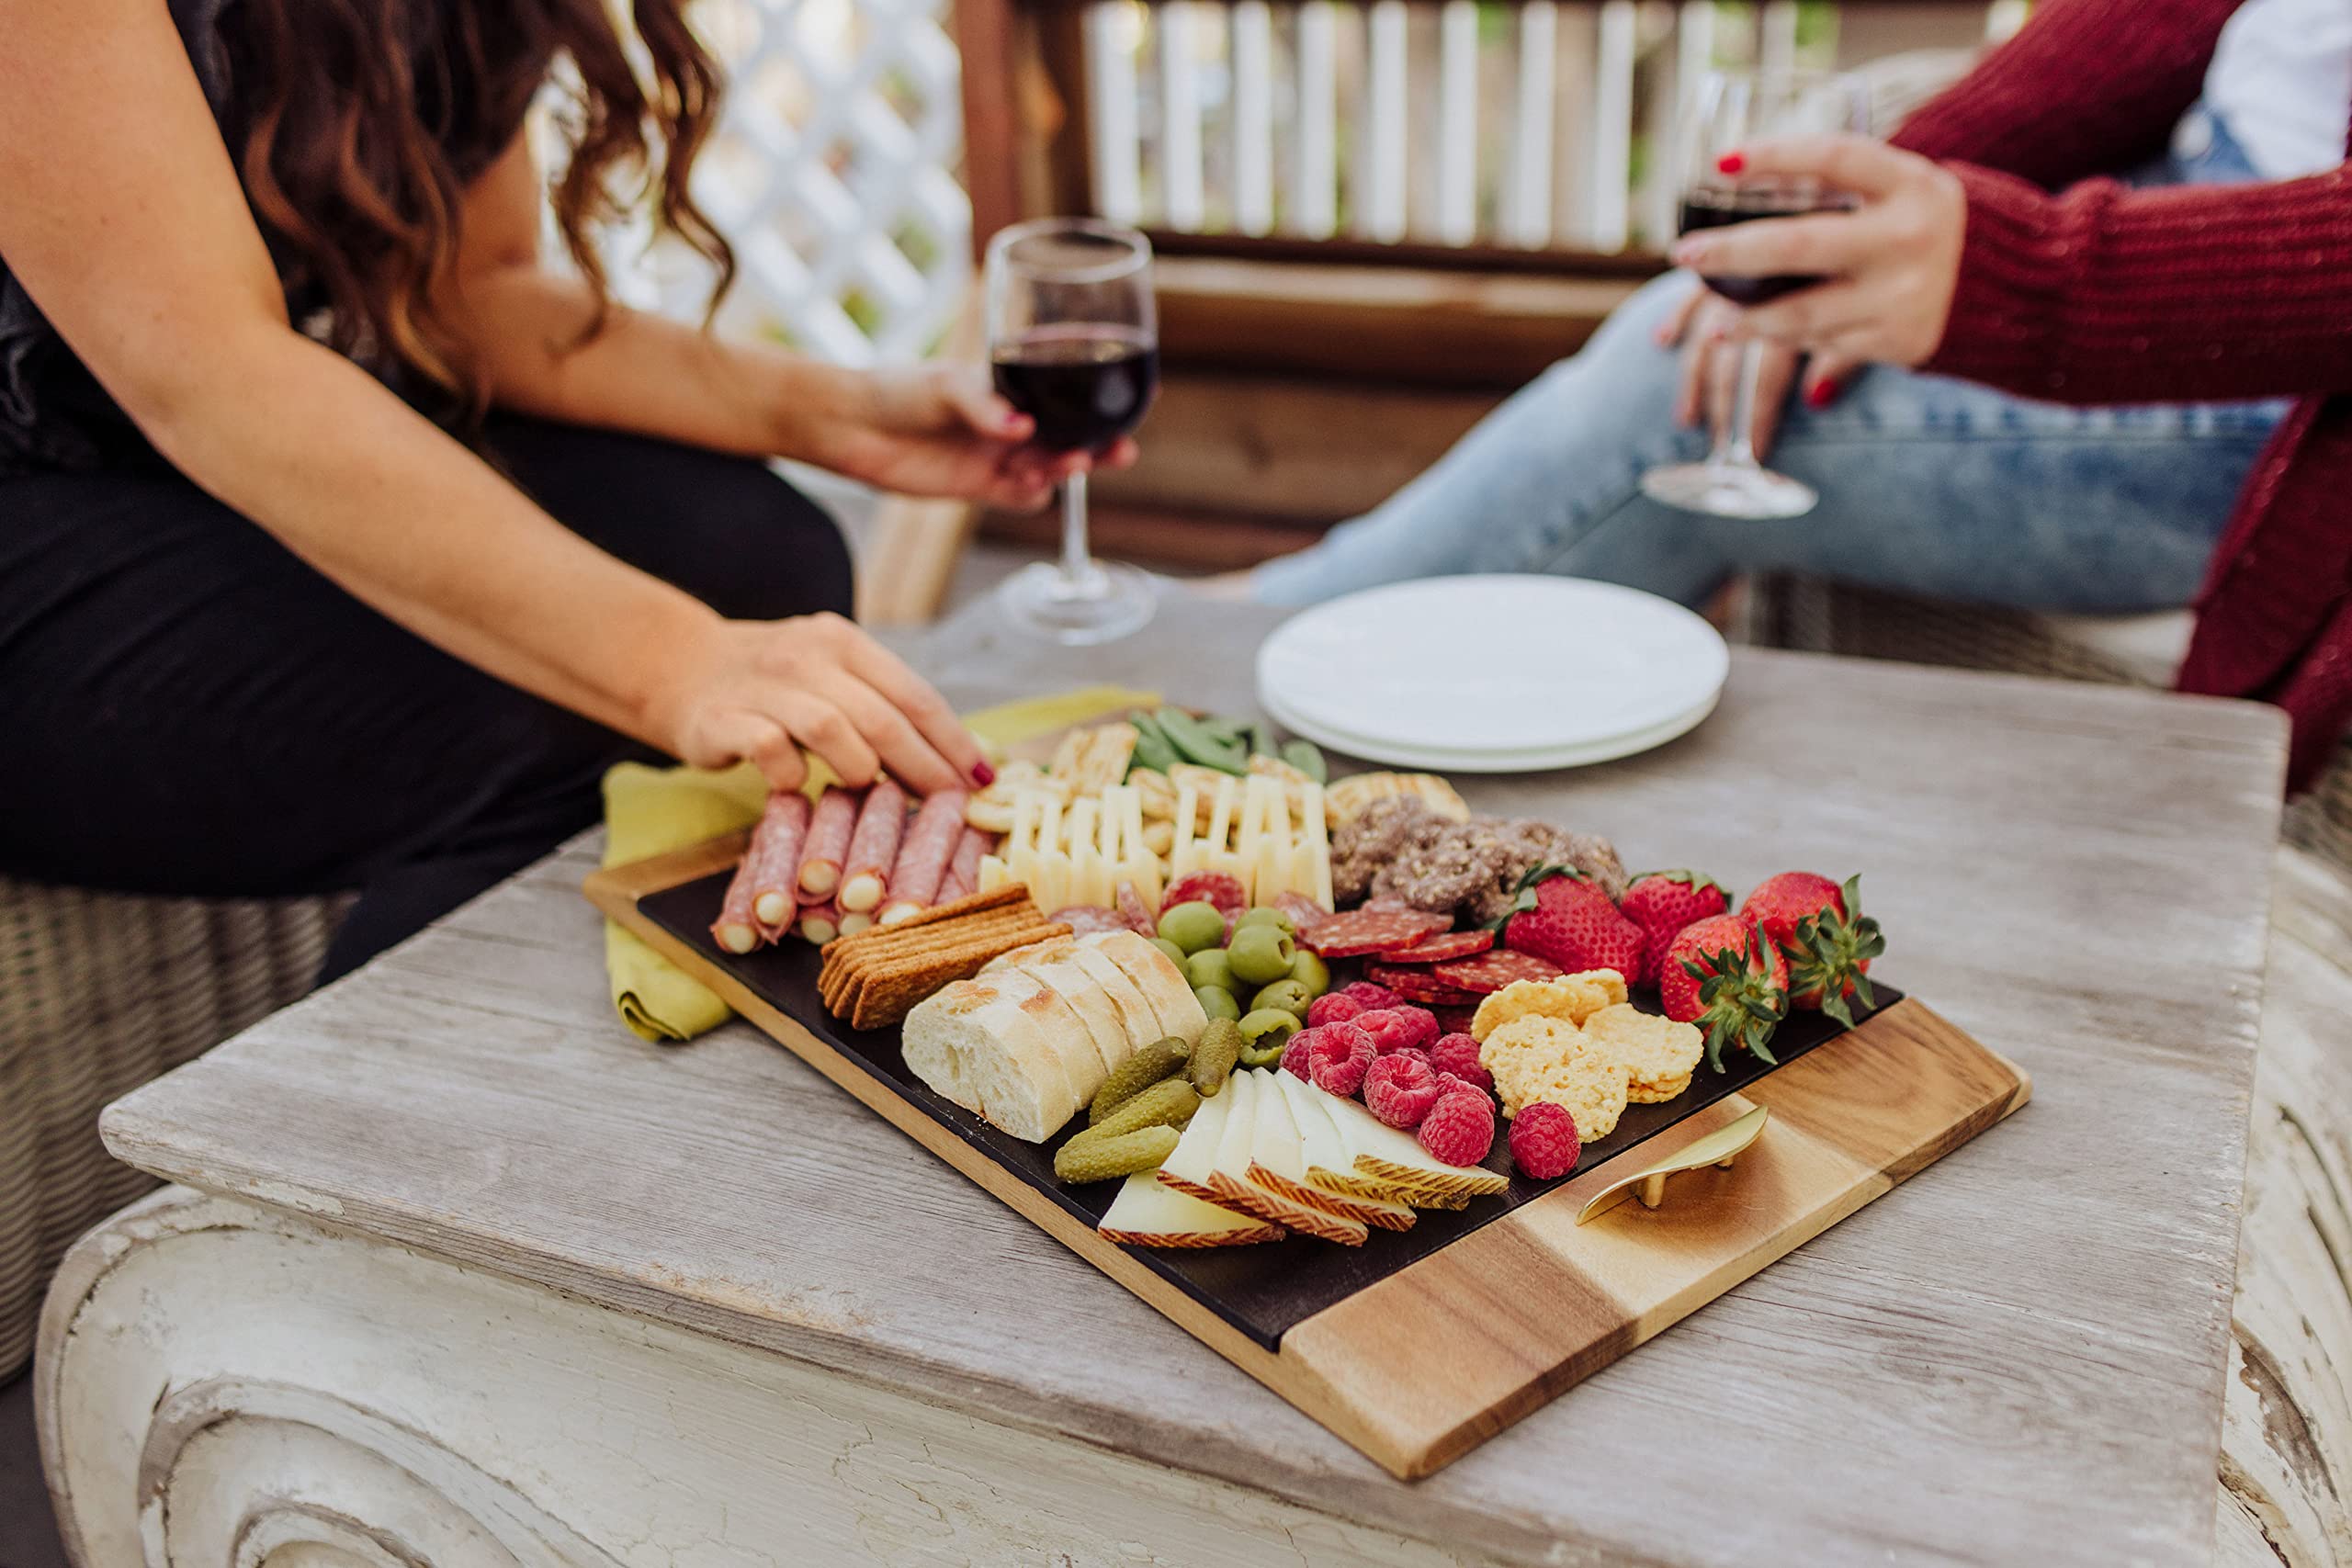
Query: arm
1888 0 2245 189
0 0 983 795
440 133 1120 503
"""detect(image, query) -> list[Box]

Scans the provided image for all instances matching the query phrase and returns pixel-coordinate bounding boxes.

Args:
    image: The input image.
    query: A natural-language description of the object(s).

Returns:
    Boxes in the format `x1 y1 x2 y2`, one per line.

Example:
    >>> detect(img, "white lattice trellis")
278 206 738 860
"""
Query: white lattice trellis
600 0 974 367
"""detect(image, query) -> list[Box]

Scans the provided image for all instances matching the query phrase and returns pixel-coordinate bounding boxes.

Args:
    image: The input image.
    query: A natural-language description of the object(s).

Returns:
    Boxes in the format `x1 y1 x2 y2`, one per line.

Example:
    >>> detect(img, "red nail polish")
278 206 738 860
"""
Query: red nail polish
972 761 996 786
1805 380 1837 409
1716 152 1746 175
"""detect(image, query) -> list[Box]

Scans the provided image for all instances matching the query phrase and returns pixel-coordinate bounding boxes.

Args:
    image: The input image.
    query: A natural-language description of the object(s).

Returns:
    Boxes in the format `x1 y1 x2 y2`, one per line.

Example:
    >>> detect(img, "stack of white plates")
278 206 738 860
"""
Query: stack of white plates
1254 576 1729 773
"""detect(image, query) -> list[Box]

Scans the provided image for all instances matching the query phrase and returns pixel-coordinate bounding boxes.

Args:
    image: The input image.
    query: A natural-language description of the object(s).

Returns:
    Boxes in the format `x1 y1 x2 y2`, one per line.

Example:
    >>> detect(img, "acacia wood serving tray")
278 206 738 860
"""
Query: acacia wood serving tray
586 832 2029 1480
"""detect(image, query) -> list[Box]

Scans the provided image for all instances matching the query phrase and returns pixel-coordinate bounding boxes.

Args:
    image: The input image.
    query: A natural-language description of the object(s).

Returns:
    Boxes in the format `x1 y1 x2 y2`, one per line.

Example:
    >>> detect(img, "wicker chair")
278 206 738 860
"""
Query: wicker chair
0 877 346 1376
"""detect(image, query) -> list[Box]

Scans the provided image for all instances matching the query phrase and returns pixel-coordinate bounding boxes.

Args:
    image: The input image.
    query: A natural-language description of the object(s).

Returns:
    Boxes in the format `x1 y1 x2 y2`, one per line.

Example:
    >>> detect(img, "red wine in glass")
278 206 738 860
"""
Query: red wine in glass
1679 187 1856 306
989 324 1159 455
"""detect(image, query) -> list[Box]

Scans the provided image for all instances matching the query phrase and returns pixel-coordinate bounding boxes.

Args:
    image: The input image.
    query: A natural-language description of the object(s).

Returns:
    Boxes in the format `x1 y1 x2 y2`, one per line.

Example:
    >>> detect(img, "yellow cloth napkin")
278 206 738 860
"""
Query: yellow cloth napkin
600 683 1160 1042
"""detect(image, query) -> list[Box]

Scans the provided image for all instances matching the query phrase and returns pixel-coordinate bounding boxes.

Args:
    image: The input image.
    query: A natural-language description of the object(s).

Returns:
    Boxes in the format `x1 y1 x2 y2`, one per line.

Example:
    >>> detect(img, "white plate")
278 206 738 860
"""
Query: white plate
1263 681 1720 773
1255 576 1729 759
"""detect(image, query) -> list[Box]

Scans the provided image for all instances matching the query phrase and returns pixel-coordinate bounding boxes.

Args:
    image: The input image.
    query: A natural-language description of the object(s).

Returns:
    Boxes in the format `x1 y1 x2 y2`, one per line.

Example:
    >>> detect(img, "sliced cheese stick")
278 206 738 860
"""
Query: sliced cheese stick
797 786 859 898
837 779 908 913
878 791 968 924
1098 1172 1285 1247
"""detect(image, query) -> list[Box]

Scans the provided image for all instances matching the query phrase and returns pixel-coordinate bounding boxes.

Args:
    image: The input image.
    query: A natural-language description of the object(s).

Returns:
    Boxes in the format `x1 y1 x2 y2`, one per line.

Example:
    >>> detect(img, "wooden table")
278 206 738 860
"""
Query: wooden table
39 594 2285 1568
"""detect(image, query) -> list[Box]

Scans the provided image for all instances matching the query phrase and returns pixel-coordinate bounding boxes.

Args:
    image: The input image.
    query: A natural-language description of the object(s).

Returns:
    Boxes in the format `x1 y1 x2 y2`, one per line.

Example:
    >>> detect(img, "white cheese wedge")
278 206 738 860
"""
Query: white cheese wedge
1205 1072 1367 1247
1098 1171 1285 1247
1157 1068 1251 1212
1318 1086 1510 1199
1272 1072 1416 1231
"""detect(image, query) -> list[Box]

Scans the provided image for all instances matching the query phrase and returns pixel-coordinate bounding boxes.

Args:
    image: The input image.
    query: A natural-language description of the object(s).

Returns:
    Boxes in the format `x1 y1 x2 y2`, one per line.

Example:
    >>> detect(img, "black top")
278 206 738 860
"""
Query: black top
0 0 536 477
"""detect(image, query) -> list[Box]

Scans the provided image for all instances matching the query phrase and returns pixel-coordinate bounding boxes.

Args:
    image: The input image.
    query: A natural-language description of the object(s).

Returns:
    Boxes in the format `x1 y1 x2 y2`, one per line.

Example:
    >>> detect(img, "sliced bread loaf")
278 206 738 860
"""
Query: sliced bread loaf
901 969 1091 1141
1087 931 1210 1046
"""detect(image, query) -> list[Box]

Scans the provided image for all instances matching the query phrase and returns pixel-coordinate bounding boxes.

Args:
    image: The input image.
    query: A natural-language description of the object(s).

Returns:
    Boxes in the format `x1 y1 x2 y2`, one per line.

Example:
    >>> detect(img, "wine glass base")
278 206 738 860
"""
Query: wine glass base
995 558 1159 645
1640 459 1819 520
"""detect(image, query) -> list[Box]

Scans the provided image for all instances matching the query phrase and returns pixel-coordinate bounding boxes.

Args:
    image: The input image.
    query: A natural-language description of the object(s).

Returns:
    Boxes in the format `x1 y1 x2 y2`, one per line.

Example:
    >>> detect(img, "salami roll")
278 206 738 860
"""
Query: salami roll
941 825 991 904
798 900 842 947
877 791 969 925
837 910 875 939
836 779 909 914
709 856 764 955
741 791 814 933
797 786 859 898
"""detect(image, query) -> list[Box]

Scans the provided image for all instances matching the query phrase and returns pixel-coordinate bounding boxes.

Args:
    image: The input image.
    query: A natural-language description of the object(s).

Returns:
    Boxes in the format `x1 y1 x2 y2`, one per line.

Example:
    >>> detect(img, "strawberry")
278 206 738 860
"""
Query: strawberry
1497 866 1645 983
1659 914 1789 1072
1743 872 1885 1027
1618 871 1730 985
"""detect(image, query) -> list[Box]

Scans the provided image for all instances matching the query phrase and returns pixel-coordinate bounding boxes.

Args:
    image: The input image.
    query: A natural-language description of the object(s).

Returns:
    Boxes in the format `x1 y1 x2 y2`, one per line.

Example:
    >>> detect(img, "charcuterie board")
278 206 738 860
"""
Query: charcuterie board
586 830 2030 1480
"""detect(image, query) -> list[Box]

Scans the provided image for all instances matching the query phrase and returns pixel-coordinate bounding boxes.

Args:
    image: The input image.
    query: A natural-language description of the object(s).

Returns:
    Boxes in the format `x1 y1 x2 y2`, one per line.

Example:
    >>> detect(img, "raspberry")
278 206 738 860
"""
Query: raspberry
1340 980 1401 1010
1363 1053 1442 1129
1308 1023 1376 1097
1435 1071 1485 1101
1428 1032 1492 1092
1391 1046 1433 1073
1280 1026 1319 1081
1508 1100 1581 1179
1306 992 1366 1030
1393 1005 1440 1050
1417 1089 1496 1166
1353 1008 1421 1055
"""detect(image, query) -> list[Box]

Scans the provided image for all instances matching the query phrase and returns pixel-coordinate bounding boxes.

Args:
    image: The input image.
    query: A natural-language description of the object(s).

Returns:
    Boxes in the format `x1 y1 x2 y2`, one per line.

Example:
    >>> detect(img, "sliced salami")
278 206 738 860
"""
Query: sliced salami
878 791 968 924
1431 948 1569 994
1114 879 1156 937
1300 907 1452 958
1048 905 1129 937
1364 964 1487 1006
1373 930 1494 964
1161 870 1247 915
1273 891 1330 932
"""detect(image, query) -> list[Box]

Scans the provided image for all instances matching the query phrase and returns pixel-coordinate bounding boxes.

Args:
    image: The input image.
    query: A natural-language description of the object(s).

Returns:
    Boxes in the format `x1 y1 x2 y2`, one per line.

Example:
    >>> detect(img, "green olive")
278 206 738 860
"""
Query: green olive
1288 948 1330 998
1149 935 1189 967
1226 923 1296 986
1193 985 1241 1022
1158 900 1228 954
1252 978 1315 1019
1234 906 1295 934
1184 948 1236 993
1237 1008 1302 1062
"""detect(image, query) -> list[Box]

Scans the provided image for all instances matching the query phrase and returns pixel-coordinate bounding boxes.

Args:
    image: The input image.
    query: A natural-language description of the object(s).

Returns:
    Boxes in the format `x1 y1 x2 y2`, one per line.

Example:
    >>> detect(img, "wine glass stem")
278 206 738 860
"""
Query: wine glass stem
1059 468 1092 585
1724 339 1766 468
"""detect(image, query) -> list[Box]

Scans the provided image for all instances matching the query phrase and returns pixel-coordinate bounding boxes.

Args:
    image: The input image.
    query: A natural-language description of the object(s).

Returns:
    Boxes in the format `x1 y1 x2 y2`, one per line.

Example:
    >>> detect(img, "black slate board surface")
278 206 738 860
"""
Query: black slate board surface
639 871 1894 1351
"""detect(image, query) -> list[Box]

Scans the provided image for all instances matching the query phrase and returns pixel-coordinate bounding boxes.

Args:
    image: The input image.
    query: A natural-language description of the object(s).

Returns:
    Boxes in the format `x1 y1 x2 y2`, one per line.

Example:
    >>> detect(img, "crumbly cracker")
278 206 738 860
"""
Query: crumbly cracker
1324 771 1471 827
1470 971 1628 1040
1581 1003 1703 1102
1478 1015 1631 1139
1069 724 1139 793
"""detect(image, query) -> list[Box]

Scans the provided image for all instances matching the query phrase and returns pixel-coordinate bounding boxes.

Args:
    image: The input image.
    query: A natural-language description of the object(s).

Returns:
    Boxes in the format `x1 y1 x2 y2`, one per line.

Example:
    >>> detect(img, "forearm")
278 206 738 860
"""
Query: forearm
150 323 718 743
446 265 865 464
1928 163 2352 404
1890 0 2244 188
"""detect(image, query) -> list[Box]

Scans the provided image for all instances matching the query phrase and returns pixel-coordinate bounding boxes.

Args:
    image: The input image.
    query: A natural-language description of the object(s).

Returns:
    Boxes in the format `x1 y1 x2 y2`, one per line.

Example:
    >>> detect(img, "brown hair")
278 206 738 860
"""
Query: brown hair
222 0 733 426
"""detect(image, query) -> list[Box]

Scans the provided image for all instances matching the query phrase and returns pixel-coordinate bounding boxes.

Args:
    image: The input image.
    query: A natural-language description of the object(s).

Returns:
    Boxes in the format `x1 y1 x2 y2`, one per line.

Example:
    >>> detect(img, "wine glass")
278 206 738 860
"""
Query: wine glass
984 218 1161 645
1640 67 1870 520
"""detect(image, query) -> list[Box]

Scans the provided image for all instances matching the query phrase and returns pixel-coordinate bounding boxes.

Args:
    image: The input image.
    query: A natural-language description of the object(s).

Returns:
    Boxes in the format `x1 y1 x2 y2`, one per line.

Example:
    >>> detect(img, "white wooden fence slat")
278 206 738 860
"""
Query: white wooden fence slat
1362 0 1409 242
1505 1 1557 247
1292 0 1340 237
1760 0 1802 74
1230 0 1276 233
1159 0 1207 229
1587 0 1637 251
1436 0 1480 245
1086 1 1145 225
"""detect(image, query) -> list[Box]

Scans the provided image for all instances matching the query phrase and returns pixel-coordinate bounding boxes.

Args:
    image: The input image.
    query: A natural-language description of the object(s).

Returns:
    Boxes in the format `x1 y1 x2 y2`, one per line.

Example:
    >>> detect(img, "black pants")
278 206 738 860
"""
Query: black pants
0 417 853 980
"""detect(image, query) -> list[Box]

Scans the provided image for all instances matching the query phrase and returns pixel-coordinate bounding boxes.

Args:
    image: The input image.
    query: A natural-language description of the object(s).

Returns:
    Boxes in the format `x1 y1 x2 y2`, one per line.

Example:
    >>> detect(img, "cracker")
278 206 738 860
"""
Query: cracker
1478 1015 1631 1140
1470 971 1628 1040
1581 1003 1703 1103
842 921 1072 1029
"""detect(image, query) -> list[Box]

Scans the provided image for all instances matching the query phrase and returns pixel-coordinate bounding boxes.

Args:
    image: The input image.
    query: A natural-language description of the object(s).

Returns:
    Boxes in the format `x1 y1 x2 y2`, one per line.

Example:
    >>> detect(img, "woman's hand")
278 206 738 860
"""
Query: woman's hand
815 361 1140 512
647 610 989 796
1655 285 1863 457
1668 134 1966 367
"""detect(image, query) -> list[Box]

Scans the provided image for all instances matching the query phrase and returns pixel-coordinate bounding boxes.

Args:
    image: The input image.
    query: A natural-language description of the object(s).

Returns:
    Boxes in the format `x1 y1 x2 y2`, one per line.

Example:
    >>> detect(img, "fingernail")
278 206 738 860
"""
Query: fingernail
972 761 996 786
1716 152 1746 175
1805 380 1837 409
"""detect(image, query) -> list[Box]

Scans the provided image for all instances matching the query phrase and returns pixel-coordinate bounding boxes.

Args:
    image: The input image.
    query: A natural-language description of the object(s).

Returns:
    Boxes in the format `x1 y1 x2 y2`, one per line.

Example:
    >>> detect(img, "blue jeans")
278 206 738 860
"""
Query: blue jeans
1252 109 2288 615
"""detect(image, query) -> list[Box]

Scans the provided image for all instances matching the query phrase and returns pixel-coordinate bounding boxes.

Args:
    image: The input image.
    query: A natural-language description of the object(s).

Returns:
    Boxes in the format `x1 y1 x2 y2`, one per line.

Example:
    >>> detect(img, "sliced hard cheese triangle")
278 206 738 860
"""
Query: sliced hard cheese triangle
1270 1073 1415 1231
1157 1069 1251 1213
1098 1172 1285 1247
1206 1072 1367 1247
1322 1087 1510 1199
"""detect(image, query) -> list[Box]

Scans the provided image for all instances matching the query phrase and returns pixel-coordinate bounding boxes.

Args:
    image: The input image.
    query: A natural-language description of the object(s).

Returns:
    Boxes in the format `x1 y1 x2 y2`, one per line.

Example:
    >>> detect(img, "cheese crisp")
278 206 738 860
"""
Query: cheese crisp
1477 1016 1631 1140
1469 971 1629 1041
1581 1003 1704 1104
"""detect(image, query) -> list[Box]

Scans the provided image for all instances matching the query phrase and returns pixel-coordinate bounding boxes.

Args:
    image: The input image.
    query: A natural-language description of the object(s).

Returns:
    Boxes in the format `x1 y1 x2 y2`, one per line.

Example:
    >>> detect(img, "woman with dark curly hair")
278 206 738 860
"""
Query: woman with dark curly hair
0 0 1111 976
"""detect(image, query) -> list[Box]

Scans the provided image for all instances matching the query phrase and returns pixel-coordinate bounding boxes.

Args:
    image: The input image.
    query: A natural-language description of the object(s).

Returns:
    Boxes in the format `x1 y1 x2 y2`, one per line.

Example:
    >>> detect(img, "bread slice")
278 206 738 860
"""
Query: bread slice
900 970 1088 1142
1019 946 1136 1080
1099 1171 1285 1247
1058 942 1165 1055
1086 930 1209 1046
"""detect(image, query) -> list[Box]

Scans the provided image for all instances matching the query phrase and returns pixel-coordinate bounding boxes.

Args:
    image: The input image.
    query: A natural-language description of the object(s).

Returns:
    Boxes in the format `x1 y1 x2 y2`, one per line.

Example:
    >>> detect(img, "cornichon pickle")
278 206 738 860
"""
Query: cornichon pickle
1189 1018 1243 1097
1054 1124 1181 1184
1088 1077 1200 1142
1088 1036 1191 1124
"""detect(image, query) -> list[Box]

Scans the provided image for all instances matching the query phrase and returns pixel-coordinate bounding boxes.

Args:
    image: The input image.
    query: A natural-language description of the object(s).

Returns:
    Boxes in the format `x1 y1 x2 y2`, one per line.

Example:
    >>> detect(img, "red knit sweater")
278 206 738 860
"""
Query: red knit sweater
1885 0 2352 789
